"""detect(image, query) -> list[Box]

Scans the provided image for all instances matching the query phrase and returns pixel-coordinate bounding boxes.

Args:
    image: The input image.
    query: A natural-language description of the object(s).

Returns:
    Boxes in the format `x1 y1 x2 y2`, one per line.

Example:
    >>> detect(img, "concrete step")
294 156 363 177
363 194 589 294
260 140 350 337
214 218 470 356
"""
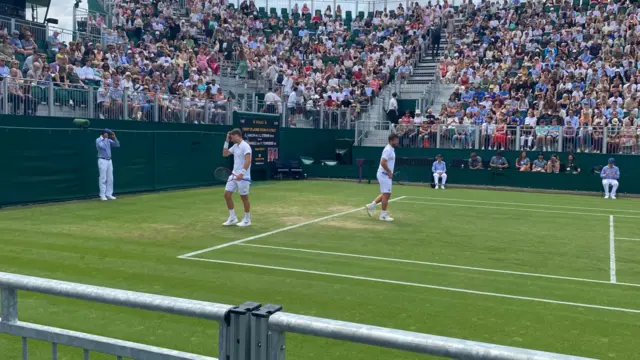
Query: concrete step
415 63 437 69
406 79 435 84
412 71 436 76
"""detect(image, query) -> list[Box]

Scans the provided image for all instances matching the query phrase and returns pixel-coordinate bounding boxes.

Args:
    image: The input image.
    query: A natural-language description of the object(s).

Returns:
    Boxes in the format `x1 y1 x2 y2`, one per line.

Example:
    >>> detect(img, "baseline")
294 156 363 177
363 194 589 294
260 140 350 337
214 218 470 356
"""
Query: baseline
405 196 640 213
237 243 640 288
396 200 640 219
181 256 640 314
617 237 640 241
177 196 407 258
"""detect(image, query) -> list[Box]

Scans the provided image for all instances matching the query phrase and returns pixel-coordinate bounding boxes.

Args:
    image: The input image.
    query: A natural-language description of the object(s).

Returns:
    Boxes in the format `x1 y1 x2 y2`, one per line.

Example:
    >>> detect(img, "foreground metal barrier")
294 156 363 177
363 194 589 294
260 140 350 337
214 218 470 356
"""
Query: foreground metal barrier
0 272 594 360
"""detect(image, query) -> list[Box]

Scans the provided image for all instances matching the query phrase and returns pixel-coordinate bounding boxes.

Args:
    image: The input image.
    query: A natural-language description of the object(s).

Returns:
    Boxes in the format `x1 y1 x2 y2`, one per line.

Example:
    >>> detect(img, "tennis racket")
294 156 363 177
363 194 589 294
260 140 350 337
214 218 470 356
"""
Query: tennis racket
214 167 251 183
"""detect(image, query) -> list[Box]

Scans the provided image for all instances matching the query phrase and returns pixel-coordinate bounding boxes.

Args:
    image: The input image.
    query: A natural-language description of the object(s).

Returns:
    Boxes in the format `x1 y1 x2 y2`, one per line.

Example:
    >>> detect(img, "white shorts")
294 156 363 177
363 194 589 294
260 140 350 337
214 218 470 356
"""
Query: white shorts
224 176 250 195
377 172 392 194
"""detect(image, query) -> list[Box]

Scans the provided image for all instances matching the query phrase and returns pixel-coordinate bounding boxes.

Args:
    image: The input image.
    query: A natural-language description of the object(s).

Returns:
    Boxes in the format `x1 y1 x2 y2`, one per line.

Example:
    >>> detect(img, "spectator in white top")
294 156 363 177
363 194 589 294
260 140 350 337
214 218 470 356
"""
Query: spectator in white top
387 92 398 124
263 88 282 114
287 90 300 126
413 109 423 126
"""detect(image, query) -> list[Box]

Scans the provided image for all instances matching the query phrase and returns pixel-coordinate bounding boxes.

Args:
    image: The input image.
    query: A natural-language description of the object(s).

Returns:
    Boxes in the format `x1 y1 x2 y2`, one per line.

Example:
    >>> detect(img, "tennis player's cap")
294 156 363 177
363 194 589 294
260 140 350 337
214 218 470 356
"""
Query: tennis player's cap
103 128 114 135
608 158 616 164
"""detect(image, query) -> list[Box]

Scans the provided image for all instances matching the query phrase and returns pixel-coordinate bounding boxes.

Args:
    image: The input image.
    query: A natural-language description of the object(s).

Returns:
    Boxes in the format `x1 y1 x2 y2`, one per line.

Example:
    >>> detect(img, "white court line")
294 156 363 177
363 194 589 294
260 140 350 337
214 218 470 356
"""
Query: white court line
617 237 640 241
237 243 640 288
177 196 407 258
182 256 640 314
406 196 640 213
396 200 640 219
610 216 617 284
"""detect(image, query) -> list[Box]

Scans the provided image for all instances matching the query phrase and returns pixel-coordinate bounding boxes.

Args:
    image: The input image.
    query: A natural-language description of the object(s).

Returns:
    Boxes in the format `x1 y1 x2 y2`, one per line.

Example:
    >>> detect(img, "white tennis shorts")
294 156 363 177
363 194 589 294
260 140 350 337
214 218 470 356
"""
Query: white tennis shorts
377 172 392 194
225 176 250 195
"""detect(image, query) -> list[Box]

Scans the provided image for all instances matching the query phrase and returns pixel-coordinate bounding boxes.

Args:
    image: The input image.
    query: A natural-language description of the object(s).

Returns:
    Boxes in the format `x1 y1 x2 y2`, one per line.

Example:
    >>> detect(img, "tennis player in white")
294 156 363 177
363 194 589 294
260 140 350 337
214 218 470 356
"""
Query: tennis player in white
366 134 399 222
222 129 252 227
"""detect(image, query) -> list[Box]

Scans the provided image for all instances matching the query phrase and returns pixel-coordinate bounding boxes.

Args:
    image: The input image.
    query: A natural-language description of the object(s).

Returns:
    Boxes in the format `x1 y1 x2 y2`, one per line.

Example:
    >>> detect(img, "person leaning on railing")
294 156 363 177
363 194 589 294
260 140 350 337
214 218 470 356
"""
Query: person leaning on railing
7 67 36 115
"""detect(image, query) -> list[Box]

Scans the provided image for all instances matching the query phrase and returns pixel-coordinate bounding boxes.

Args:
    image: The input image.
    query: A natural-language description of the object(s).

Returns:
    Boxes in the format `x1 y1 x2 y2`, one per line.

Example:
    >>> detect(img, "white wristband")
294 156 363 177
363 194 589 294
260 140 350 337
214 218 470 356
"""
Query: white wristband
224 141 229 149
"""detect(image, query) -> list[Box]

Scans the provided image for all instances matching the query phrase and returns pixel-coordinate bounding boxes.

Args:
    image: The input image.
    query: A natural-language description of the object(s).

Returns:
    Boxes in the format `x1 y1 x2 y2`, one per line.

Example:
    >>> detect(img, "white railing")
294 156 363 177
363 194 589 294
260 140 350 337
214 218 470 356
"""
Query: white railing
0 272 595 360
385 124 640 155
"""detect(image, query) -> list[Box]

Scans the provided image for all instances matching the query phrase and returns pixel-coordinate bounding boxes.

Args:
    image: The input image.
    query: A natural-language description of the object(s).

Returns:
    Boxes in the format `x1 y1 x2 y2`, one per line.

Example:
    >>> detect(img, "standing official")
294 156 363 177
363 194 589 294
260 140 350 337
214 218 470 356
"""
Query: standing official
432 154 447 189
601 158 620 199
96 129 120 201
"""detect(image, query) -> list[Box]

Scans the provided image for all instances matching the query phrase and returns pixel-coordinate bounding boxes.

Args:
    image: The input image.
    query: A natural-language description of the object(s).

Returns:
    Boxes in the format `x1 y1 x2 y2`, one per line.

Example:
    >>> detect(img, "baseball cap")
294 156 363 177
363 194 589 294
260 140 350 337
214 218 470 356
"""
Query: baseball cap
103 128 114 135
608 158 615 164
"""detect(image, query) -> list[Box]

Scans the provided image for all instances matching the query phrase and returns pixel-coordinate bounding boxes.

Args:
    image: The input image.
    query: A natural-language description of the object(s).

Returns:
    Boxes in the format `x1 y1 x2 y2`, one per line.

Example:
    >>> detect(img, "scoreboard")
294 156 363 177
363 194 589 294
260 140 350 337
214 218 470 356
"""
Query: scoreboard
237 115 280 167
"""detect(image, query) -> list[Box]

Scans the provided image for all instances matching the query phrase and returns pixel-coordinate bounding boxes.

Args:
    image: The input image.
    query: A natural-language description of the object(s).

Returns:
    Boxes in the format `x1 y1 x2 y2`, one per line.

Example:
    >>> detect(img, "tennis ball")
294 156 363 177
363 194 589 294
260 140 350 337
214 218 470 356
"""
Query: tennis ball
73 119 90 128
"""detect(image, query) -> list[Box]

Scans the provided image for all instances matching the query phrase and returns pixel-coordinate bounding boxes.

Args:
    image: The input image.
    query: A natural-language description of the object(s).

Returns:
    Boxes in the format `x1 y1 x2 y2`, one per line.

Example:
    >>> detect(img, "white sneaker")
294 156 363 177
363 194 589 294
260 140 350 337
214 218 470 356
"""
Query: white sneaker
611 195 617 199
236 219 251 227
379 215 394 222
107 196 117 200
365 204 375 217
100 196 108 201
434 185 439 190
223 217 238 226
440 185 446 189
604 195 610 199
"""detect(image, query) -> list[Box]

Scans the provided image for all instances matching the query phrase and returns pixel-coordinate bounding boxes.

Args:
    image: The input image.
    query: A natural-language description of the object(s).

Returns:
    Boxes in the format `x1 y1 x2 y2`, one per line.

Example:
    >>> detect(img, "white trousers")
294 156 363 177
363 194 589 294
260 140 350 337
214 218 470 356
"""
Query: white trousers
433 172 447 185
602 179 619 196
98 158 114 198
520 135 533 148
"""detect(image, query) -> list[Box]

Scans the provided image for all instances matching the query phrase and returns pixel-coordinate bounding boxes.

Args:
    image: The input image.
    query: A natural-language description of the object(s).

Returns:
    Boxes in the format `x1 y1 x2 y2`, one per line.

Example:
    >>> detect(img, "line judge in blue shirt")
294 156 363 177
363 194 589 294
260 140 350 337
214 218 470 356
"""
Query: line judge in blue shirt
432 154 447 189
96 129 120 201
600 158 620 199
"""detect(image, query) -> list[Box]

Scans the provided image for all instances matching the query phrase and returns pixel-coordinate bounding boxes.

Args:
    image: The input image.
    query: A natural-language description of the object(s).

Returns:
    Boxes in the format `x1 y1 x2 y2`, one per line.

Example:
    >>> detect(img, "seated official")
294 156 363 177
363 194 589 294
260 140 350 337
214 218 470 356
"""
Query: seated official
546 154 560 173
601 158 620 199
489 151 508 170
564 154 580 174
432 154 447 189
468 152 483 169
515 151 530 172
532 153 547 172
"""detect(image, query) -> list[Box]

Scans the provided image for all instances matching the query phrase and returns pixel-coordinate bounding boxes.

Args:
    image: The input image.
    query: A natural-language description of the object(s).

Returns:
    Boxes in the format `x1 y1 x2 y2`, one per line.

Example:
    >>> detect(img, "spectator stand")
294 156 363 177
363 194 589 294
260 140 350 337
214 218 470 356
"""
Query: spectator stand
420 0 640 155
1 0 443 132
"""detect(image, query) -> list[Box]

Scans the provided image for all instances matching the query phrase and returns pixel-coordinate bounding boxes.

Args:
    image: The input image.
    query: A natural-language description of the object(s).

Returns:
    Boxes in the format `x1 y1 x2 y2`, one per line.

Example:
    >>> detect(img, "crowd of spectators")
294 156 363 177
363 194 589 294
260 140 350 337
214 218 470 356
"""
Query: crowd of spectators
465 150 581 173
396 0 640 155
0 0 448 125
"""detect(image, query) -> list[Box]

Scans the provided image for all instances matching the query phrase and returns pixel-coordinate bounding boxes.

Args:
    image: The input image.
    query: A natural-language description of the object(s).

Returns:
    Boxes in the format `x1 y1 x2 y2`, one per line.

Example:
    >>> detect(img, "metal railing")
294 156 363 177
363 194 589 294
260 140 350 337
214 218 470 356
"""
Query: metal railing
0 80 234 125
0 78 385 129
0 272 594 360
382 123 640 154
223 0 443 19
0 14 122 52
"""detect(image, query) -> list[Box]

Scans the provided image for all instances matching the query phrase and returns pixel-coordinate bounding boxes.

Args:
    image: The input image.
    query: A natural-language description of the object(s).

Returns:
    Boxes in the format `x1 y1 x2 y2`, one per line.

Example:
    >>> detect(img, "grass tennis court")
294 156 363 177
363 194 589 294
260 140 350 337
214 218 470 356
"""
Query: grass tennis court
1 180 640 359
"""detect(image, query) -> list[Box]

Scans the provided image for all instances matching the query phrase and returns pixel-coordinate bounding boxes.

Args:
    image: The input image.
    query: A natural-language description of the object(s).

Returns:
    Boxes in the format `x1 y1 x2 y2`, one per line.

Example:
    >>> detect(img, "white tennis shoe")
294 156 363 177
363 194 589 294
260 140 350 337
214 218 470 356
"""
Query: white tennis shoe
379 215 394 222
223 217 238 226
365 204 375 217
236 219 251 227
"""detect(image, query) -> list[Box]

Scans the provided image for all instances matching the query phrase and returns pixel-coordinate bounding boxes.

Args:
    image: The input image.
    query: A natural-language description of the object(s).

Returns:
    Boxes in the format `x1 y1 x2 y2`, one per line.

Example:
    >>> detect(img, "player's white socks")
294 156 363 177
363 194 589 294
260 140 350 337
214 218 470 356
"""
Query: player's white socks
381 210 388 217
244 212 251 221
229 209 236 218
370 201 377 207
